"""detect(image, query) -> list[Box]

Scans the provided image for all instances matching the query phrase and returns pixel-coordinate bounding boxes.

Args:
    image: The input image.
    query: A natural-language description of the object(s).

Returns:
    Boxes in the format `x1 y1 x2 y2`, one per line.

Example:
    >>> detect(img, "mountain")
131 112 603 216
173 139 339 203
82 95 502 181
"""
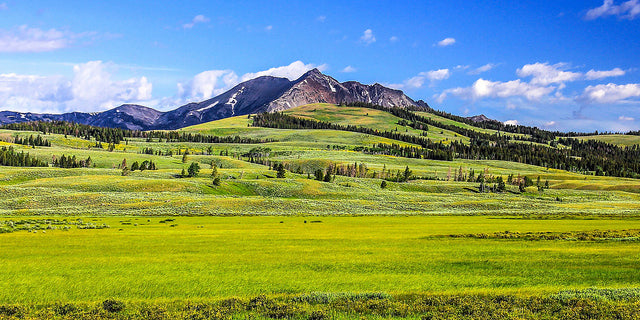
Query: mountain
467 114 494 123
0 69 421 130
266 69 416 112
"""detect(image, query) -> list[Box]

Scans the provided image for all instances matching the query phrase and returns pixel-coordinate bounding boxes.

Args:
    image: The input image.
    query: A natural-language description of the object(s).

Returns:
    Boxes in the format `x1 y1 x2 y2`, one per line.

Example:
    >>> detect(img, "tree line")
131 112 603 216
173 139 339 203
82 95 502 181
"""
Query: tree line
1 121 276 145
0 146 47 167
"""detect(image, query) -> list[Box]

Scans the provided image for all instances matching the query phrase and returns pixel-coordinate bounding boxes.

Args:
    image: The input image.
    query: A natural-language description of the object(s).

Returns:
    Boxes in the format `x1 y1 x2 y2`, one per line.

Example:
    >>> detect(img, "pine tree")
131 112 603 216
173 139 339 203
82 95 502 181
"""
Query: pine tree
276 163 286 178
187 162 200 177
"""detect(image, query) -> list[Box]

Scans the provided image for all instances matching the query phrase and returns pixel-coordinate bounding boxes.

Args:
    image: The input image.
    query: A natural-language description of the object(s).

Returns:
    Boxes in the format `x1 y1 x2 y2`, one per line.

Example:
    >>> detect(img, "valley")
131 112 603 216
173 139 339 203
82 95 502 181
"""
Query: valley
1 102 640 319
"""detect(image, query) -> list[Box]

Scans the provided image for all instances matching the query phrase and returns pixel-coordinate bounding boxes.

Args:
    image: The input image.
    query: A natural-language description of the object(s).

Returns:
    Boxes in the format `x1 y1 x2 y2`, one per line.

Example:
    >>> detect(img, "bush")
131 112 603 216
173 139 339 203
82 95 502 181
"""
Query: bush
0 305 23 317
53 303 77 316
308 310 328 320
102 299 125 313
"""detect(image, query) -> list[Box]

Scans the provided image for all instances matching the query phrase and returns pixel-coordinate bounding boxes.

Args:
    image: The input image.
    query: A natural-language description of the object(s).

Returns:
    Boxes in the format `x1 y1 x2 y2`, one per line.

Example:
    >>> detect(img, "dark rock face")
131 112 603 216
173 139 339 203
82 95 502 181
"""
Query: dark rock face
154 76 293 129
0 70 422 130
467 114 493 123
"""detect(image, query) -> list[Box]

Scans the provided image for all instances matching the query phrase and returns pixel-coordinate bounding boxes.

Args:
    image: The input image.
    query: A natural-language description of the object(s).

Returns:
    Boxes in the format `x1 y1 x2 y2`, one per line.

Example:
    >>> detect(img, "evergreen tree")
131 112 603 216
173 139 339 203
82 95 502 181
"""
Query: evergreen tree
323 171 332 182
403 166 412 182
276 163 286 178
497 176 506 192
187 162 200 177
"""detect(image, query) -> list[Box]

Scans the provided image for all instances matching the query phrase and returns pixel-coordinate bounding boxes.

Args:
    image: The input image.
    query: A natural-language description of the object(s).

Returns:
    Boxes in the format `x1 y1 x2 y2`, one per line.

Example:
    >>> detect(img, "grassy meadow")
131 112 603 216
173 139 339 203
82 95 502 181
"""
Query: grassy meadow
1 104 640 318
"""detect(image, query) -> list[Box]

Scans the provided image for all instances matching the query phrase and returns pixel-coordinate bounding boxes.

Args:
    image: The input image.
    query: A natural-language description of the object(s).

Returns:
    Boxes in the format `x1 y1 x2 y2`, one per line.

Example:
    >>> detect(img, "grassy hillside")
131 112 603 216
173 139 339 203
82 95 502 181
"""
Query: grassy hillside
579 134 640 147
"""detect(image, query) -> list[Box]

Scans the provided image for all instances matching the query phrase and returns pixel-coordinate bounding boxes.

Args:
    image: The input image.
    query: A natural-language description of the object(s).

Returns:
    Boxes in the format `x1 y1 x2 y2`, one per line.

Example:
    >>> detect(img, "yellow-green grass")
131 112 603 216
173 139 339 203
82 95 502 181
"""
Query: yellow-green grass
1 215 640 304
284 103 468 144
580 134 640 147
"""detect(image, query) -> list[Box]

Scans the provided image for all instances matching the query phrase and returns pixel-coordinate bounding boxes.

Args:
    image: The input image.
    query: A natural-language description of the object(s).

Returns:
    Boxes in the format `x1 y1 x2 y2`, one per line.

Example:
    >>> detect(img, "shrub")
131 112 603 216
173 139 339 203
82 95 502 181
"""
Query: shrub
53 303 77 316
102 299 125 313
0 305 23 317
308 310 328 320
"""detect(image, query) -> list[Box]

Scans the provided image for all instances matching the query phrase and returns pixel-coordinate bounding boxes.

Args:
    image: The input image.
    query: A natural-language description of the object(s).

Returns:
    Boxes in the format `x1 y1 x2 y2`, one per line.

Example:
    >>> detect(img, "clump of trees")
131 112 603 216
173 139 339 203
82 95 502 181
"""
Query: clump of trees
52 155 92 168
14 135 50 147
0 146 47 167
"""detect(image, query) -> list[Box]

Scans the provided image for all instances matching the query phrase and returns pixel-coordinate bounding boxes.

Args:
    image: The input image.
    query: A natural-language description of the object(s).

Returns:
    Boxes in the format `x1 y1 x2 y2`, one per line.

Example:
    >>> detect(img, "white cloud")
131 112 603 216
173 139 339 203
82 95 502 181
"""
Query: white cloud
240 60 327 82
0 61 153 113
70 61 152 110
578 83 640 104
545 121 557 126
341 66 357 73
176 61 327 103
178 70 238 101
0 3 7 10
468 63 497 75
504 120 519 126
389 36 398 42
390 69 450 89
517 62 581 85
619 115 635 121
585 0 640 20
585 68 626 80
437 37 456 47
265 25 273 31
182 15 210 29
439 78 555 102
425 69 451 81
0 25 85 52
316 16 326 22
360 29 376 44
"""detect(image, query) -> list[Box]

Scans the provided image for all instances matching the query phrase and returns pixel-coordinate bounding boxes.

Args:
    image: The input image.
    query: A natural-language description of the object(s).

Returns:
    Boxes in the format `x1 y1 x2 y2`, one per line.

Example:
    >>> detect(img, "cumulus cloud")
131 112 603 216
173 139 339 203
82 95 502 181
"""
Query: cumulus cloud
468 63 497 75
390 69 450 89
360 29 376 44
585 68 626 80
316 15 326 22
585 0 640 20
341 66 357 73
504 120 519 126
264 25 273 31
176 61 327 103
182 15 210 29
389 36 398 42
438 78 555 102
516 62 581 85
619 115 635 121
72 61 152 108
578 83 640 104
178 70 238 101
437 37 456 47
0 61 153 113
0 25 88 52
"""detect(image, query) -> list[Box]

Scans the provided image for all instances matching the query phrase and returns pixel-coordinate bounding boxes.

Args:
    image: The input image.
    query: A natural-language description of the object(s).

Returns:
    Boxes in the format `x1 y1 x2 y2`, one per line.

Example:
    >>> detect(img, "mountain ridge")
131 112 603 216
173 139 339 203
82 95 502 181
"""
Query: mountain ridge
0 69 422 130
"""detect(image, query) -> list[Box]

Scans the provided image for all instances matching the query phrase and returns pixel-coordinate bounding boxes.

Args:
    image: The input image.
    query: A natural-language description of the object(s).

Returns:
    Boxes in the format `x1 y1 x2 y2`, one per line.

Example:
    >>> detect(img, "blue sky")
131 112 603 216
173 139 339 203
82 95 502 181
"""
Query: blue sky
0 0 639 132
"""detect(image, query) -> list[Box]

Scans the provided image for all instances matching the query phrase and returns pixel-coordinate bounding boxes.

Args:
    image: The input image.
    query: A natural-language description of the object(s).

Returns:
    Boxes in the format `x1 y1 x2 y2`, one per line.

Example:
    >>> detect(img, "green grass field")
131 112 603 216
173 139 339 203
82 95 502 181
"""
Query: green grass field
1 104 640 318
2 215 640 304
